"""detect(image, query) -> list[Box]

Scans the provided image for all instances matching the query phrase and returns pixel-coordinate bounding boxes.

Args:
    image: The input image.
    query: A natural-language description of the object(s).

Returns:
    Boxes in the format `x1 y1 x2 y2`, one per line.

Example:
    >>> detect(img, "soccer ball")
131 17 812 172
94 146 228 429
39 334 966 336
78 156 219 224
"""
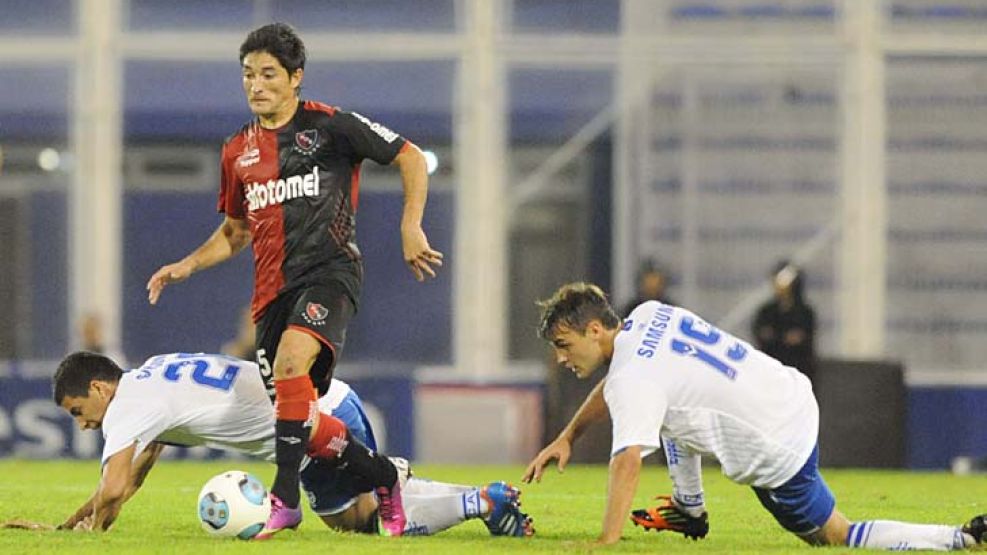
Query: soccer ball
196 470 270 539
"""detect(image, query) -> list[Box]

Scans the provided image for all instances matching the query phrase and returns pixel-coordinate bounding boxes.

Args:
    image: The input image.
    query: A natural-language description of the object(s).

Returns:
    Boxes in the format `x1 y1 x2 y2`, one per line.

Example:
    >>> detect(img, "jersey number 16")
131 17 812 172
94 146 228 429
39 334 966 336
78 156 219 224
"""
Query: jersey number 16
671 317 747 380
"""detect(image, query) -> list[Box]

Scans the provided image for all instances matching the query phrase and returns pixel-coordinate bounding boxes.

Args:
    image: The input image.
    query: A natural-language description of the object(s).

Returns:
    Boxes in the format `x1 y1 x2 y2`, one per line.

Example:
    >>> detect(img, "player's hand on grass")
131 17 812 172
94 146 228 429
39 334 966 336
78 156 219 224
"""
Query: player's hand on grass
522 435 572 483
401 225 443 282
146 259 196 304
72 516 94 532
55 512 94 532
2 519 55 531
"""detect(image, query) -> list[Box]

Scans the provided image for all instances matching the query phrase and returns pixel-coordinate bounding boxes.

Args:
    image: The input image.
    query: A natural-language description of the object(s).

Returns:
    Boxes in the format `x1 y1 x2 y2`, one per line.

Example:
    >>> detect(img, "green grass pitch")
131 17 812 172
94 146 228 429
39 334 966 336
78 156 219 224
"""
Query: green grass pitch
0 459 982 553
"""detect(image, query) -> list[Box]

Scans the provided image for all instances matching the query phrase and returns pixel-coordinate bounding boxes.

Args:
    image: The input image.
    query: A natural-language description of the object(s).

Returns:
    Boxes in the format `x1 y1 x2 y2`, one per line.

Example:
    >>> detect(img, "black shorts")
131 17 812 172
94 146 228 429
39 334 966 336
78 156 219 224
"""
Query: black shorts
254 281 356 399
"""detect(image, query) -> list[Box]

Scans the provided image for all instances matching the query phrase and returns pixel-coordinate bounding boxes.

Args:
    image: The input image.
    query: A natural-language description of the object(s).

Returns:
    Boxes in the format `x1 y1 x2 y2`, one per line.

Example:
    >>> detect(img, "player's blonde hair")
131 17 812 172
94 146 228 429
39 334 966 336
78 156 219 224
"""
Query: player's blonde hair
537 282 620 339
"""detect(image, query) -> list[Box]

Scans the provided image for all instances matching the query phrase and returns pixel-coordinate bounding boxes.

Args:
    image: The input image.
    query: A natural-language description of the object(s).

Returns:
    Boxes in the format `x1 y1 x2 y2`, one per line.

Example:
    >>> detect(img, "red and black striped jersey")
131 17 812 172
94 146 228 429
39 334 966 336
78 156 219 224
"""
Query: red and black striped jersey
217 100 409 321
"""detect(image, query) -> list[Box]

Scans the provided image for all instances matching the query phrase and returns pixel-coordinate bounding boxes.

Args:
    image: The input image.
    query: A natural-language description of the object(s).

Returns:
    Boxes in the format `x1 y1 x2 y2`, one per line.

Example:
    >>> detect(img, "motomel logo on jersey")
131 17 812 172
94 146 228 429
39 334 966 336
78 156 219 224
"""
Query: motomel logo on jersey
245 167 320 211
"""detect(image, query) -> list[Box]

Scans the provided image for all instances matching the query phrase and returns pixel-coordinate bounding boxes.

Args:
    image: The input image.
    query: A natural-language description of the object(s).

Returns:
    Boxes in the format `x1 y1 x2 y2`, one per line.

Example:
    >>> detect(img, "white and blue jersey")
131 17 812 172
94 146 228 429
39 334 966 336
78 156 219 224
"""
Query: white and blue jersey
100 353 274 464
606 302 818 489
100 353 366 465
100 352 375 515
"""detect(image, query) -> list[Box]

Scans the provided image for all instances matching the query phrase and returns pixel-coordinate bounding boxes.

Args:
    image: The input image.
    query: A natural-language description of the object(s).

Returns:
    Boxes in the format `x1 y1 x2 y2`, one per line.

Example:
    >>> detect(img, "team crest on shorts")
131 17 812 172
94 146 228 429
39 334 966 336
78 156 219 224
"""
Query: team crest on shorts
294 129 319 154
302 302 329 326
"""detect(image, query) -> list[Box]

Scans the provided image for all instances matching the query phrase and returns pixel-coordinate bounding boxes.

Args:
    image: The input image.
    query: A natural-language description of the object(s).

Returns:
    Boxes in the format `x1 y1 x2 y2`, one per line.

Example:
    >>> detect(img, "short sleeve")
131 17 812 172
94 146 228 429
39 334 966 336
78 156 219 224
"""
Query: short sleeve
604 369 667 458
100 398 171 465
217 141 246 218
331 111 407 165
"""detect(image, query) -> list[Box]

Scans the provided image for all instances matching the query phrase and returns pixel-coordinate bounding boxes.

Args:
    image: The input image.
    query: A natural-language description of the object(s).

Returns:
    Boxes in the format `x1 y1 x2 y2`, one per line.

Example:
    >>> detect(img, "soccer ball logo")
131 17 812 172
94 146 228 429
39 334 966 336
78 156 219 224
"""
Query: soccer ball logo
197 470 271 539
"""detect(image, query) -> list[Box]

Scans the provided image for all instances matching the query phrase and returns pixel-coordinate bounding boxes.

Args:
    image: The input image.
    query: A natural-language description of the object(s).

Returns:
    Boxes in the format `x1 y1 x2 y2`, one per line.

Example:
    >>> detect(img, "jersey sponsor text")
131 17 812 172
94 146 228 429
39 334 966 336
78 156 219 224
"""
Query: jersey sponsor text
636 304 674 359
351 112 400 143
245 167 321 211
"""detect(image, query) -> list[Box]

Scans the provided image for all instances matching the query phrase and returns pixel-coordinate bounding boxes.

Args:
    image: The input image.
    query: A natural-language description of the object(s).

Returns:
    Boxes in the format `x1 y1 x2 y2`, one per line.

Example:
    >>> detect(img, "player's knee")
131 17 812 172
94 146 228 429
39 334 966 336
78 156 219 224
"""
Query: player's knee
273 350 314 379
273 359 300 379
273 332 320 379
319 510 359 532
319 495 377 533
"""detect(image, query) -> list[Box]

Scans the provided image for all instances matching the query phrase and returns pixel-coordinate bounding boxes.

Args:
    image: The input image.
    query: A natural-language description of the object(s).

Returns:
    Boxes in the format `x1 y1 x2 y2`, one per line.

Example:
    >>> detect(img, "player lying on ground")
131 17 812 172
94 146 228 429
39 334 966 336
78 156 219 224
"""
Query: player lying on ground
11 351 532 538
522 282 984 550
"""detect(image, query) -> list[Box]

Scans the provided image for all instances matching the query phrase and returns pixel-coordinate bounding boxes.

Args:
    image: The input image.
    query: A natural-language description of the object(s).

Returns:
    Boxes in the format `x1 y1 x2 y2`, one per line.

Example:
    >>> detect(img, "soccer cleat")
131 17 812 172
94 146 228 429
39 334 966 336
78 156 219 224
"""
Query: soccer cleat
630 495 709 540
480 481 535 537
376 478 407 537
962 514 986 546
253 493 302 540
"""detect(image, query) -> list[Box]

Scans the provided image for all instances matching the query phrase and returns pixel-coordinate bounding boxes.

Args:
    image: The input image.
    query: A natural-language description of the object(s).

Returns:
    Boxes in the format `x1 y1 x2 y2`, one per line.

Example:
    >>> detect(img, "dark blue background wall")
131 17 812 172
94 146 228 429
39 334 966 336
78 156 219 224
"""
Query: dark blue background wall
907 387 987 469
122 190 453 364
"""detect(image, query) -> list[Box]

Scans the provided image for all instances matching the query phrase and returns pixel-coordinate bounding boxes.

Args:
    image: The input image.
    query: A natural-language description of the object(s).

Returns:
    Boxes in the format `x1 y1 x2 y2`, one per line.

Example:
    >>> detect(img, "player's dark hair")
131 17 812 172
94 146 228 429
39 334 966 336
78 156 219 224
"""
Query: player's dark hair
239 22 307 75
52 351 123 405
537 282 621 339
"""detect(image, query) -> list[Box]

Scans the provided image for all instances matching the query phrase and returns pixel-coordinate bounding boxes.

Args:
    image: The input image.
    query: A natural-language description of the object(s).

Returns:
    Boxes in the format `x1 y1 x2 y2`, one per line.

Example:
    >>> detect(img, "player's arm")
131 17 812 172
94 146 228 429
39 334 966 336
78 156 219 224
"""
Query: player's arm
87 443 139 531
391 143 443 281
146 216 251 304
559 377 610 443
522 377 609 483
58 442 164 531
59 493 97 530
599 445 643 545
122 442 165 502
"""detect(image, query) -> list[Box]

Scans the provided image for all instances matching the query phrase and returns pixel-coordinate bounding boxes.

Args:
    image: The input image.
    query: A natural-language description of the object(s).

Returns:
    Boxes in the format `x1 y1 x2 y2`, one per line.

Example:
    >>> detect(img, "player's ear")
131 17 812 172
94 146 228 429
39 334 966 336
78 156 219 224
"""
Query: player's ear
290 68 304 91
90 379 110 399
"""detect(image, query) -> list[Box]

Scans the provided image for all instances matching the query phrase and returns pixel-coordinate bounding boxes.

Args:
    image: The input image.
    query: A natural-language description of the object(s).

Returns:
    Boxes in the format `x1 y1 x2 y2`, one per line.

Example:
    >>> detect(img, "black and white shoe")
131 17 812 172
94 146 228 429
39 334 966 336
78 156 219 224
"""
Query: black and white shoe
962 514 985 548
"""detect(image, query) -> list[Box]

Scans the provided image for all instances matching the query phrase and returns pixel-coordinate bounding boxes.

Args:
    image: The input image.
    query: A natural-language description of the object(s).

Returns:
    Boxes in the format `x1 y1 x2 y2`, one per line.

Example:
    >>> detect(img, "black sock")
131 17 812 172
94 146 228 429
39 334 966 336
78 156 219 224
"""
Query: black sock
271 419 306 508
338 430 397 489
359 509 381 535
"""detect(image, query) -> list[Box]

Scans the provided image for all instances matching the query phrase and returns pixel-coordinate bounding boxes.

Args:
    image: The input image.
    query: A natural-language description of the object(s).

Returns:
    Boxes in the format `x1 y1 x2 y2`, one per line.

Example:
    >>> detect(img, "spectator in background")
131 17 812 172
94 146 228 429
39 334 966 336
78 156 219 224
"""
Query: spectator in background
78 313 107 354
619 260 674 317
77 312 126 365
752 261 817 385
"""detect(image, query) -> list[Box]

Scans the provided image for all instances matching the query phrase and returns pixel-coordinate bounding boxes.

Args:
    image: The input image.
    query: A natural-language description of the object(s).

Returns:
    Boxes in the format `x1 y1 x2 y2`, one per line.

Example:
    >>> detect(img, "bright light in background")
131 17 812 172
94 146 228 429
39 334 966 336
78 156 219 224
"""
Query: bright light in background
422 150 438 175
37 148 61 172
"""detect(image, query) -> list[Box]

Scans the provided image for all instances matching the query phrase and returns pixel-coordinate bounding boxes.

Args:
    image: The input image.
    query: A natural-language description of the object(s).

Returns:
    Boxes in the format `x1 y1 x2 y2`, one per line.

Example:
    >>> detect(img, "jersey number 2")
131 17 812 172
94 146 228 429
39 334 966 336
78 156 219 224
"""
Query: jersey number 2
163 358 240 391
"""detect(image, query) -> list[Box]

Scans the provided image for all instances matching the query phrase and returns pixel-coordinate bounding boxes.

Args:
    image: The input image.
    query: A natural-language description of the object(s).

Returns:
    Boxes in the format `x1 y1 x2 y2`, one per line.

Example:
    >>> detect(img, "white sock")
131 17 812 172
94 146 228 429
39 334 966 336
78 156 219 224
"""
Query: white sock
663 437 706 518
400 481 490 536
403 477 476 496
847 521 966 550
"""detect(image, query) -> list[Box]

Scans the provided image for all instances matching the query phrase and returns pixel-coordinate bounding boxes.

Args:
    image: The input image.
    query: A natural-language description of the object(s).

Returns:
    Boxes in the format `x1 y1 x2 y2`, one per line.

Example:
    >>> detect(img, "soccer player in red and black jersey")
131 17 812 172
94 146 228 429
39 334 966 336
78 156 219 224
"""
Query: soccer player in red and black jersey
146 23 443 539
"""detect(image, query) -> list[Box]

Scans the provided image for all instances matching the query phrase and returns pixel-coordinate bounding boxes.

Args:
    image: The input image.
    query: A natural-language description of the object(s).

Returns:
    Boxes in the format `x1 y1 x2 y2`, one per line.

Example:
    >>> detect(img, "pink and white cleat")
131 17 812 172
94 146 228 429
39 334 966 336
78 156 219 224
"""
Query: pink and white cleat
376 478 407 537
253 493 302 541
